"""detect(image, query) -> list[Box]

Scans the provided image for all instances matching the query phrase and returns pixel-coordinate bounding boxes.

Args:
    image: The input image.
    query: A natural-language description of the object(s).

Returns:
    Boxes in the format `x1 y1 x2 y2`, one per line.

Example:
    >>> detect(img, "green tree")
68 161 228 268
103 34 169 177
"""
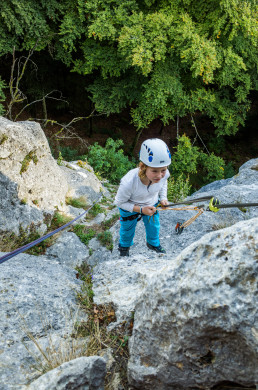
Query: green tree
58 0 257 135
0 0 257 137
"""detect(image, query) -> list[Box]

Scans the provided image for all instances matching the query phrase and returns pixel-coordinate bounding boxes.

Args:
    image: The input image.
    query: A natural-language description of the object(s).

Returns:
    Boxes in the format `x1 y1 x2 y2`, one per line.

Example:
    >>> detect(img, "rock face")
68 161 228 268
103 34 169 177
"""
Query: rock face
127 218 258 389
45 231 90 268
0 116 257 390
27 356 106 390
0 116 68 212
0 171 46 235
60 160 102 206
0 250 84 388
0 117 103 235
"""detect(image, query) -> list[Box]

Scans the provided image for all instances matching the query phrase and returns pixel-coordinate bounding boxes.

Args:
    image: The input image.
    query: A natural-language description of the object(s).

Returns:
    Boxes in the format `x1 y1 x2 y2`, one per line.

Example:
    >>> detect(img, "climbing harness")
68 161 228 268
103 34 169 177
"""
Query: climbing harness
156 196 258 234
120 213 142 222
0 196 102 265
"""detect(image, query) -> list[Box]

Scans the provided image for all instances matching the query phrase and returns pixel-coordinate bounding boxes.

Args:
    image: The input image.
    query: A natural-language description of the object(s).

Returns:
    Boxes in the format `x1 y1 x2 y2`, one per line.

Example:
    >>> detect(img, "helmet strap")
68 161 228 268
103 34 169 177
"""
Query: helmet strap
147 180 152 191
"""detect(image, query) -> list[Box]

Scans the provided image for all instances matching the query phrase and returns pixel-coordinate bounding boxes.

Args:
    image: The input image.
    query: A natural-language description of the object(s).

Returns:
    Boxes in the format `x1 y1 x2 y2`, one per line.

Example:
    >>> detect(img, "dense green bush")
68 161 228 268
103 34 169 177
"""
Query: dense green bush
167 174 192 202
72 225 96 246
170 135 227 189
170 135 199 180
59 146 85 161
97 231 113 251
198 152 225 183
224 161 236 179
87 138 135 184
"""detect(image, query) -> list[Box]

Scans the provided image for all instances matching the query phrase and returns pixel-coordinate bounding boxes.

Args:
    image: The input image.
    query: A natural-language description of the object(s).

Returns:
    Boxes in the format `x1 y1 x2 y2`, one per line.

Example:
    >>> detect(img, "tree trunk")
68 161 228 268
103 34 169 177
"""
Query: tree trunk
89 102 93 137
159 122 164 136
130 129 143 155
42 94 47 128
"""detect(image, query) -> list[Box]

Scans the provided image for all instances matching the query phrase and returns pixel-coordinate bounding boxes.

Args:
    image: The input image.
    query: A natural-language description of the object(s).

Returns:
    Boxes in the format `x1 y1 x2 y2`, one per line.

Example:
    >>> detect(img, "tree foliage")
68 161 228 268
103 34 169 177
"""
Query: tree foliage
171 134 226 188
87 138 136 183
0 0 257 135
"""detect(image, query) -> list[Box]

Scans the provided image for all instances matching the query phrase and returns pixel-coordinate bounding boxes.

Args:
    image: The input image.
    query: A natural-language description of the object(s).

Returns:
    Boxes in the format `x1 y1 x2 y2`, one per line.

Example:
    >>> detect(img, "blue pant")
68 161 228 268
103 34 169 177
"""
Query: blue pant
119 207 160 248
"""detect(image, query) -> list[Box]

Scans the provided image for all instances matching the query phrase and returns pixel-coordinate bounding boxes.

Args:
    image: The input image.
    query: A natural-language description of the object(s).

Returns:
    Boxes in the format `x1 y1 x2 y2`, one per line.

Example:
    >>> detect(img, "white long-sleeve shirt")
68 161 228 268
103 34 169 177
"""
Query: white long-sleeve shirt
114 168 170 212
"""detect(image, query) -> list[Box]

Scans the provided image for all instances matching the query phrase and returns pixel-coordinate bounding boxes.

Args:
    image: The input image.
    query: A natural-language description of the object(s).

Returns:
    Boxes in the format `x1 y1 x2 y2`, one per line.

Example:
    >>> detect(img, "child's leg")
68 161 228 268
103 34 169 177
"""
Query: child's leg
142 211 160 247
119 209 139 247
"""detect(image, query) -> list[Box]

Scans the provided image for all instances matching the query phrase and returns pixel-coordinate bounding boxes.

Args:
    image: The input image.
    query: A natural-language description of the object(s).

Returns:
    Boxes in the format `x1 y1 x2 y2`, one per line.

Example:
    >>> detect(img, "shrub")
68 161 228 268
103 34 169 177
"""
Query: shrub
198 152 225 183
97 231 113 251
208 135 226 154
87 138 135 184
87 203 105 219
170 135 199 181
170 135 226 189
51 213 73 229
224 161 236 179
59 146 86 162
72 225 96 245
167 174 191 203
102 214 120 229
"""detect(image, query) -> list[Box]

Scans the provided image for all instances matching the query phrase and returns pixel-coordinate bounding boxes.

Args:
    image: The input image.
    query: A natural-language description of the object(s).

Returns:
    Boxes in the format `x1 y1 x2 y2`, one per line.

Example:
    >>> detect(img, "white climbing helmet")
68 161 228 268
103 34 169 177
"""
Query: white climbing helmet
139 138 171 167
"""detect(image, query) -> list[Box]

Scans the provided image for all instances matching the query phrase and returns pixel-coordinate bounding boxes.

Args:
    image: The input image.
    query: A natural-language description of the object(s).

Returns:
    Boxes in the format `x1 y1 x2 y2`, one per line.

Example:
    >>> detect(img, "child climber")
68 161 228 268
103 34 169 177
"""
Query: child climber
114 138 171 256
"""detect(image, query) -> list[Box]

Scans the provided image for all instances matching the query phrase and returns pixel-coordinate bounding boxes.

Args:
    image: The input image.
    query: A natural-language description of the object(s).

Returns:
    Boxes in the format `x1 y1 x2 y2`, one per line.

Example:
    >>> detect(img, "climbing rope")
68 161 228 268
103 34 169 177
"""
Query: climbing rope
157 196 258 234
0 195 102 265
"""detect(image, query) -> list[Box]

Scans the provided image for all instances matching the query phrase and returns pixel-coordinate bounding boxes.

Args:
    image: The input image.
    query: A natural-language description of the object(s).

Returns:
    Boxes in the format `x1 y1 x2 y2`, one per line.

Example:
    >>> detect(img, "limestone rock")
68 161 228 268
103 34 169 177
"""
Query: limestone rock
0 251 83 388
0 116 68 212
128 218 258 389
45 231 89 267
0 117 104 235
26 356 106 390
60 160 102 206
0 172 46 235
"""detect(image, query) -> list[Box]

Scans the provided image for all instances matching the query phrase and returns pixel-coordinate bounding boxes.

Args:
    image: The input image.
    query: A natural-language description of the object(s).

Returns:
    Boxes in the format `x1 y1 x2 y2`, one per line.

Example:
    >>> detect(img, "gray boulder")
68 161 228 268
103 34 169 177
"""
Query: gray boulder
127 218 258 389
45 231 89 267
60 160 102 206
0 117 104 236
0 251 83 388
0 172 47 235
0 116 68 212
194 158 258 211
26 356 106 390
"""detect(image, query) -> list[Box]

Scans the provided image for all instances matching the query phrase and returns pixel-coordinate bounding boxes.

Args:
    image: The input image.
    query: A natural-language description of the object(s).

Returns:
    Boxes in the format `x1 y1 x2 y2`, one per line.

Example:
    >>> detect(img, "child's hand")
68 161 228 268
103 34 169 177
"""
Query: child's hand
142 206 156 216
160 200 169 206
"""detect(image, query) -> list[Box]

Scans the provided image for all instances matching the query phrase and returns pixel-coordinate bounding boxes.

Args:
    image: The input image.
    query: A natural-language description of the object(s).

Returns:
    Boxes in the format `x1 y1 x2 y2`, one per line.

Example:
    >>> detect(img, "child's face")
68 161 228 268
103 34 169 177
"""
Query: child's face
145 166 167 183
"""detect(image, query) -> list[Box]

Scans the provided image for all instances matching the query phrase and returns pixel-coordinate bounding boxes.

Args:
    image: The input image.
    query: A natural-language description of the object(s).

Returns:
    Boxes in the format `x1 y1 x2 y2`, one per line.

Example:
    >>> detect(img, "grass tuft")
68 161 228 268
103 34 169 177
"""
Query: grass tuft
86 203 105 219
75 263 131 389
20 310 88 375
72 225 96 246
97 231 113 251
66 196 88 209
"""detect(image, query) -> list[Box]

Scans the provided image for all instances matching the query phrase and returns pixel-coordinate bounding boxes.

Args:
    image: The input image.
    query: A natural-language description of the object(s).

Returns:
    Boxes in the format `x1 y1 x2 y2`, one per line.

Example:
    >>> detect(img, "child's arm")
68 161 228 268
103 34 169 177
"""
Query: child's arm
133 204 157 216
158 177 169 206
115 179 157 216
114 181 134 212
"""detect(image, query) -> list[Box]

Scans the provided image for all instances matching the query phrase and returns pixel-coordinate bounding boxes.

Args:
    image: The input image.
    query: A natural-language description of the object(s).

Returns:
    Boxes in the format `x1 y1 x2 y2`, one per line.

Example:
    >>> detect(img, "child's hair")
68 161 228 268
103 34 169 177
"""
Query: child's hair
138 162 148 180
